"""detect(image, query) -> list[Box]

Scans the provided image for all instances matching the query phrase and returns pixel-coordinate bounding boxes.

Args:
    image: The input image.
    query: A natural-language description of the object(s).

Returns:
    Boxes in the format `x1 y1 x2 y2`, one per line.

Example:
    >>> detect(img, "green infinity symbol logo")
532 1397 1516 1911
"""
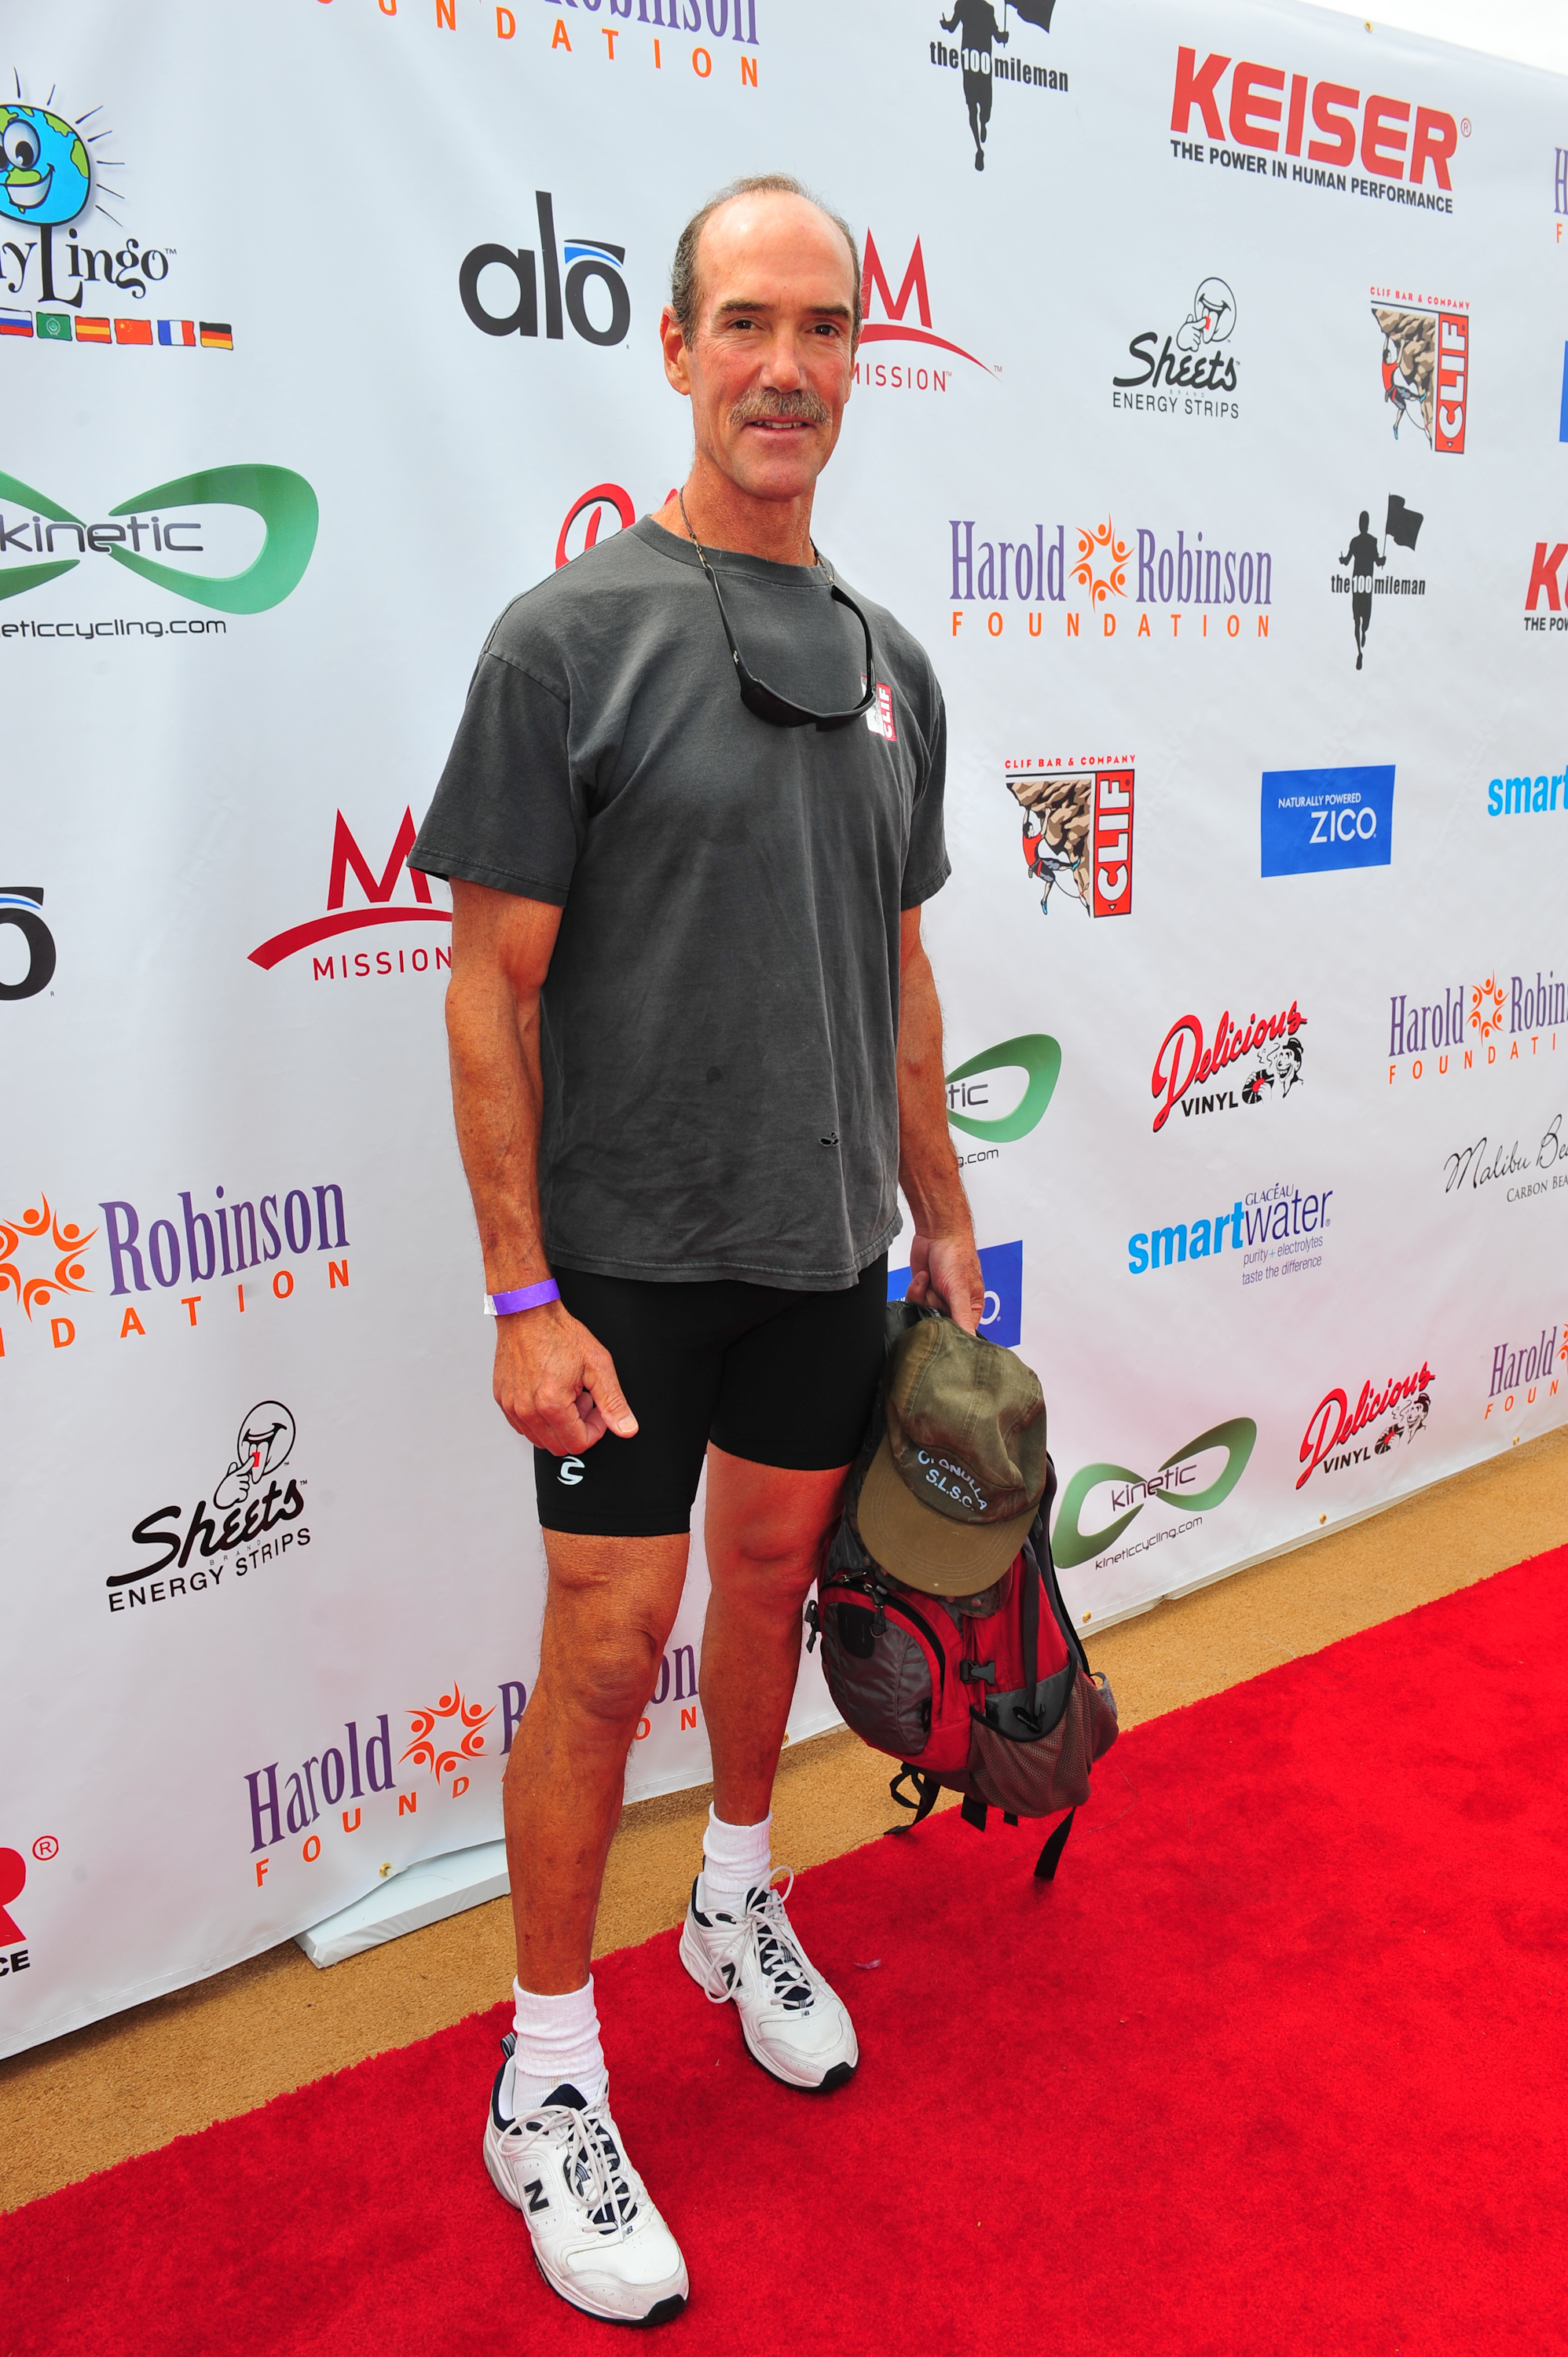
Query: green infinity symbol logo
1052 1417 1258 1570
0 464 318 614
945 1032 1061 1144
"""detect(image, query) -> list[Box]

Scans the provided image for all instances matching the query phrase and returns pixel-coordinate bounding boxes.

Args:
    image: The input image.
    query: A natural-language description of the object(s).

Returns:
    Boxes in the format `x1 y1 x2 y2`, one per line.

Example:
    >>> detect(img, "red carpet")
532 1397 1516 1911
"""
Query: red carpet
7 1552 1568 2356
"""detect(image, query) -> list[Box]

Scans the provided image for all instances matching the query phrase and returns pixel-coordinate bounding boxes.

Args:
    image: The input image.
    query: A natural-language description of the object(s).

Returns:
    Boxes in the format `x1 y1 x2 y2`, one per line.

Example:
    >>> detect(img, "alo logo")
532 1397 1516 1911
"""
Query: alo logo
1053 1418 1256 1571
248 807 451 980
112 1398 310 1609
460 192 628 347
0 463 317 613
0 887 54 999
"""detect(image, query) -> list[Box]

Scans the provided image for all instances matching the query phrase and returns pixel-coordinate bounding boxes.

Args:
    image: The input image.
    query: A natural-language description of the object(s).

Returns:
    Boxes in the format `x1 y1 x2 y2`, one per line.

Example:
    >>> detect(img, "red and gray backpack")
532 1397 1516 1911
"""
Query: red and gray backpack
808 1307 1119 1882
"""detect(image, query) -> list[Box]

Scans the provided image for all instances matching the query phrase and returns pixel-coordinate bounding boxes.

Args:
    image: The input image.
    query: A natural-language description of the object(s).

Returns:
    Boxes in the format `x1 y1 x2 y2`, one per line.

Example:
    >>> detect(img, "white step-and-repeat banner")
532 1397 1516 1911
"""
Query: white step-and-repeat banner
4 0 1564 2055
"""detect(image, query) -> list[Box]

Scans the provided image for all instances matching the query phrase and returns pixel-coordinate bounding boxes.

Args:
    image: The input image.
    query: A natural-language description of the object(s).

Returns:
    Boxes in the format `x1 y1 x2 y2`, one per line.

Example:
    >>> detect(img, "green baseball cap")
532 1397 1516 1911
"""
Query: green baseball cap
856 1317 1047 1596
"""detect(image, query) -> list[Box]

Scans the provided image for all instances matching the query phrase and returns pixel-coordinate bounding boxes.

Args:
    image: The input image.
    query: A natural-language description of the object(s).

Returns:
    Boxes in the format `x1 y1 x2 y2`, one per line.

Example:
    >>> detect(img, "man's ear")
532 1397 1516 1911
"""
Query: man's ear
660 304 692 397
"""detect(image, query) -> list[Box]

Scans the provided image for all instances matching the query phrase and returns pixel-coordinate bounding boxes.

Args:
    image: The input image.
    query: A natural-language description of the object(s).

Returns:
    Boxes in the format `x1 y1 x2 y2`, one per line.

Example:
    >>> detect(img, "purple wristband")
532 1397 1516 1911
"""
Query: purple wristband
484 1280 561 1316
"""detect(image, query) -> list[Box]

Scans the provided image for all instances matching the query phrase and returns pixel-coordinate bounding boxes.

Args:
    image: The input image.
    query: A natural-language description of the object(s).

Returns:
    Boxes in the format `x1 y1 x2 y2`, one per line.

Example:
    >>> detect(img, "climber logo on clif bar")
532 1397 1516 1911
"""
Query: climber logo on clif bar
1168 46 1463 213
1004 758 1134 918
1370 291 1468 453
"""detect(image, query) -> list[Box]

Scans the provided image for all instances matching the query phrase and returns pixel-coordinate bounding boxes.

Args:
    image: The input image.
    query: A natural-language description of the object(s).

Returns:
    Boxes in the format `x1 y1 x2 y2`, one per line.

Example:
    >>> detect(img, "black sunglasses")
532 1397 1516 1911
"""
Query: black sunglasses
680 494 877 732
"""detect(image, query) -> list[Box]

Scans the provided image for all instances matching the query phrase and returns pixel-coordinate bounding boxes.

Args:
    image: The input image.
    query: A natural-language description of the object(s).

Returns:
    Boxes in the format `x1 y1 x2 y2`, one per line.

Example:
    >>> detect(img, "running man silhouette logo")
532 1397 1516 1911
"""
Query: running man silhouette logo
932 0 1066 174
1338 495 1423 671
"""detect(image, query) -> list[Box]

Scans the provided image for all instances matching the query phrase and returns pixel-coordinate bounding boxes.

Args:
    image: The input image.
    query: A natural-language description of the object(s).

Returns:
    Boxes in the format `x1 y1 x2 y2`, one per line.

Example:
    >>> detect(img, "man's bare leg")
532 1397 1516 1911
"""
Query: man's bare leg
503 1529 688 1993
700 1445 850 1826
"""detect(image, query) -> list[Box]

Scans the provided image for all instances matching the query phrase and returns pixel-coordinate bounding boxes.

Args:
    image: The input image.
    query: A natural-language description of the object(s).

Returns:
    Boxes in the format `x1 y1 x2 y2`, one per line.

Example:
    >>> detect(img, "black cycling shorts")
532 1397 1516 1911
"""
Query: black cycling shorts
533 1256 888 1538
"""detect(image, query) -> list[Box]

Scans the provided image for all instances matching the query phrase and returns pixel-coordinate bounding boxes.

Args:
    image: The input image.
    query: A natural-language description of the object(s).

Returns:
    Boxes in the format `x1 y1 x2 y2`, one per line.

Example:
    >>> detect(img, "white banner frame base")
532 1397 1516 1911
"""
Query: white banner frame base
295 1841 510 1970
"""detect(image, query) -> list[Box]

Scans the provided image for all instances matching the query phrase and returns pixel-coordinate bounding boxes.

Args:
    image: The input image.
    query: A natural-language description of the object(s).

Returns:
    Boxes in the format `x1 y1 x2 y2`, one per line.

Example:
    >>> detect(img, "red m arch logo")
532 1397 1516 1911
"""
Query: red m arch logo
858 232 987 367
248 808 451 970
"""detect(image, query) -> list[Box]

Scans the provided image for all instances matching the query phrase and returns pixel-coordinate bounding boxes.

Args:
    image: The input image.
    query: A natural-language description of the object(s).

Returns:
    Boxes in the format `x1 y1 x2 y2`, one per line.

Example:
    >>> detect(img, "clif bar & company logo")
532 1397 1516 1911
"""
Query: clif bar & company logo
111 1398 309 1615
1169 45 1462 214
1151 998 1309 1131
1296 1361 1434 1488
1006 758 1134 919
248 808 452 981
1372 293 1469 451
1052 1417 1257 1580
460 192 628 346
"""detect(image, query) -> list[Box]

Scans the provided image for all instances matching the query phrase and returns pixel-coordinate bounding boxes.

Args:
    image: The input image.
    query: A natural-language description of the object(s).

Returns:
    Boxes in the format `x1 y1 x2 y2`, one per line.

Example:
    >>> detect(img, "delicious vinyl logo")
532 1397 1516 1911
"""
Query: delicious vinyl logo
1006 758 1134 918
248 808 452 978
1053 1418 1257 1574
1261 766 1395 876
1151 998 1309 1131
0 464 317 614
1297 1362 1434 1486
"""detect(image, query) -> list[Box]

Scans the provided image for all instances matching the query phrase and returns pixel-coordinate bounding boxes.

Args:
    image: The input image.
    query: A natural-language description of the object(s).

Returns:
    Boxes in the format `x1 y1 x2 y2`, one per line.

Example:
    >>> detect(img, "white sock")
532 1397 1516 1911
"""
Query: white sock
503 1977 607 2117
697 1805 771 1917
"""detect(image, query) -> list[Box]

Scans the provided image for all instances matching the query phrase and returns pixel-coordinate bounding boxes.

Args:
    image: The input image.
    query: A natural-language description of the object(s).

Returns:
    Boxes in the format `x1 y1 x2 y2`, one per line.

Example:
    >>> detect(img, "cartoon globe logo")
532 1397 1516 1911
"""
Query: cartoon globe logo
0 103 92 229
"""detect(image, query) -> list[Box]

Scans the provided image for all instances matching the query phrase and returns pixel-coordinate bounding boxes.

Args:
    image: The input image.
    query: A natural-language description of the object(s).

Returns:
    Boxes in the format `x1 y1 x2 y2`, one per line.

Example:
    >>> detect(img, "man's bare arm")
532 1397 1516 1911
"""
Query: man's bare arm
896 905 984 1334
445 878 638 1453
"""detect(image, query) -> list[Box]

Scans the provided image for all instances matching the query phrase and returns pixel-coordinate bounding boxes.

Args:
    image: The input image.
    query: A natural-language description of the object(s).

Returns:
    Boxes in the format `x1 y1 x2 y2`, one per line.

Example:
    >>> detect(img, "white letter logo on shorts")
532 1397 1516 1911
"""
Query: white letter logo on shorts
559 1457 585 1486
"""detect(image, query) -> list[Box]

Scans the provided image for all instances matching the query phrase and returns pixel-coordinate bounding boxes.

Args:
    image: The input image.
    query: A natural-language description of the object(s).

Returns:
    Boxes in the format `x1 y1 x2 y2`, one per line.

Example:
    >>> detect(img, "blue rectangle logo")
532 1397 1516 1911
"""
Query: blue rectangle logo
888 1237 1023 1347
1559 341 1568 442
1260 765 1395 877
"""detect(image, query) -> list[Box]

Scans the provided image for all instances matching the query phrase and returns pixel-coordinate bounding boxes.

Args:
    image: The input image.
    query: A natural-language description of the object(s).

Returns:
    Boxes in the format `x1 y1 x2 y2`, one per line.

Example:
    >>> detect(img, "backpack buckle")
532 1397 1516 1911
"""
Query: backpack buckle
958 1658 996 1686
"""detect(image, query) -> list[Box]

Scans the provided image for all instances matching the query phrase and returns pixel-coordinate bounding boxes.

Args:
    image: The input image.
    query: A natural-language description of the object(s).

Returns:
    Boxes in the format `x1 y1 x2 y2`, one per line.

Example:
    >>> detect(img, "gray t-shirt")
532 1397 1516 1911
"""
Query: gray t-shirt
413 516 949 1290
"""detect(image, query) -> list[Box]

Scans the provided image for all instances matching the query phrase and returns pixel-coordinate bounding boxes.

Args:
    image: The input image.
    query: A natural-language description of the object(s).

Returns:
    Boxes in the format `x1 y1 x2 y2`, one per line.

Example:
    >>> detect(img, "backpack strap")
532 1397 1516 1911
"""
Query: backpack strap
961 1795 988 1833
886 1765 943 1831
1034 1808 1075 1882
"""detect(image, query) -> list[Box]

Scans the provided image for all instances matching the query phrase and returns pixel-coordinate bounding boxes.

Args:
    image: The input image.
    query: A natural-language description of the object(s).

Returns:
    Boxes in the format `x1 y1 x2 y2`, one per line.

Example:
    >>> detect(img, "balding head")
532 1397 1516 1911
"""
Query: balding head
669 174 861 348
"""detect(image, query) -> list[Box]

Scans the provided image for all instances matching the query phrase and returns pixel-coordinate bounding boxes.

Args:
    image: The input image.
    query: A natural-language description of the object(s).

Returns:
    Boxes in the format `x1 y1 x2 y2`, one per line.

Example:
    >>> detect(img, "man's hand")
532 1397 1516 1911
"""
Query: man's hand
904 1232 985 1336
493 1299 639 1454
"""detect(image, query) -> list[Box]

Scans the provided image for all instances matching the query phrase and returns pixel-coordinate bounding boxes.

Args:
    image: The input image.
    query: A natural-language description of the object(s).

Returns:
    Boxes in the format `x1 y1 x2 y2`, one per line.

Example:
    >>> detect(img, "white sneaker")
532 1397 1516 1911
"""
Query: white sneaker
680 1868 859 2092
483 2041 689 2326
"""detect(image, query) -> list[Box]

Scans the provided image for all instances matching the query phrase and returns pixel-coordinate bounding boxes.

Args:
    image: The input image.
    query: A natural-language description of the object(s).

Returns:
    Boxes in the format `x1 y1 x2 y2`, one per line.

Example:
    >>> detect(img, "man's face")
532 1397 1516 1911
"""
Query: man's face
662 193 856 506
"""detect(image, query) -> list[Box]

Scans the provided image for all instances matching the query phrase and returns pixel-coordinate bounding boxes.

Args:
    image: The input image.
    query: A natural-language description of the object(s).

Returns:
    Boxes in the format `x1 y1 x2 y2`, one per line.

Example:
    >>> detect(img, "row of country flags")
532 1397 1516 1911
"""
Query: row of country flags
0 310 233 349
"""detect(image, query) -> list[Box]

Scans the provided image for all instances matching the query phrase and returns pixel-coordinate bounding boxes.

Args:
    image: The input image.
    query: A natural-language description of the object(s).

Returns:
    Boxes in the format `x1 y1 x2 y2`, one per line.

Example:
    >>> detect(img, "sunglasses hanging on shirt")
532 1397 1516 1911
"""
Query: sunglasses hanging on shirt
679 490 877 732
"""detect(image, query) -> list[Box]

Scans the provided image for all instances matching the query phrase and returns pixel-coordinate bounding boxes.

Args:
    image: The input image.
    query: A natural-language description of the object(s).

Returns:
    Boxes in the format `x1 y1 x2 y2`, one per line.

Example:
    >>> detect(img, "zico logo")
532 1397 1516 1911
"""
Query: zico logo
248 808 451 980
1170 46 1461 211
1261 766 1395 878
460 192 628 346
1053 1418 1256 1572
944 1033 1060 1146
1297 1362 1434 1486
0 464 317 614
853 231 989 388
1152 999 1308 1131
1006 760 1134 918
1525 541 1568 631
0 886 54 999
112 1398 308 1614
1372 295 1468 453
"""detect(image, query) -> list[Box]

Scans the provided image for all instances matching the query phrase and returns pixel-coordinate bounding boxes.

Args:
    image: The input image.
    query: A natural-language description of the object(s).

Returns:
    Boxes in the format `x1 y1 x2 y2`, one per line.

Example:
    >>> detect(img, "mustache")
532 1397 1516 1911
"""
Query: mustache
728 387 832 428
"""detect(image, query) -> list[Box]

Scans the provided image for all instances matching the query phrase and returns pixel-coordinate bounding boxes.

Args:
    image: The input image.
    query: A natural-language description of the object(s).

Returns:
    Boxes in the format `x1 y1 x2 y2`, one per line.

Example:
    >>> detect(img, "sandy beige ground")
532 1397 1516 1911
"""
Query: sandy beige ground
3 1425 1564 2212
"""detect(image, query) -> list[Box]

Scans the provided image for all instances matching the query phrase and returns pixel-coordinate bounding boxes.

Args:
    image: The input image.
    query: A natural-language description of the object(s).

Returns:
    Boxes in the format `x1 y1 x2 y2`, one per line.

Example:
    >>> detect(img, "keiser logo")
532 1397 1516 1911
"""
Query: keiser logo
1128 1180 1335 1288
1152 999 1308 1131
0 76 232 346
1005 758 1134 918
950 516 1273 643
929 1 1068 175
0 1837 56 1983
0 462 317 621
0 1193 94 1352
460 192 628 347
853 230 990 387
1332 497 1424 674
1297 1362 1434 1486
1524 540 1568 632
1387 966 1563 1084
1262 764 1396 876
1169 46 1463 214
248 808 451 980
0 885 54 999
112 1398 309 1614
943 1033 1060 1153
889 1237 1024 1347
1372 294 1468 453
1112 274 1239 422
1483 1321 1563 1424
1052 1418 1257 1580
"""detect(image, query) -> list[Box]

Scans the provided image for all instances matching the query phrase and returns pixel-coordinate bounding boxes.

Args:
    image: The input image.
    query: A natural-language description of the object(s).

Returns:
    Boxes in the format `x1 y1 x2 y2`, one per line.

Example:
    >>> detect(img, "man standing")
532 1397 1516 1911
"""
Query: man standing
1339 508 1386 671
414 177 981 2326
940 0 1009 170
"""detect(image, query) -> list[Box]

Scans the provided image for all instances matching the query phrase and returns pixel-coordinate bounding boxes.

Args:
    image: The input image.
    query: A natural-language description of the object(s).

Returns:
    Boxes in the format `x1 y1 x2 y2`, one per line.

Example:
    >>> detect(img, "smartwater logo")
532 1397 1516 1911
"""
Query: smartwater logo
1261 765 1394 877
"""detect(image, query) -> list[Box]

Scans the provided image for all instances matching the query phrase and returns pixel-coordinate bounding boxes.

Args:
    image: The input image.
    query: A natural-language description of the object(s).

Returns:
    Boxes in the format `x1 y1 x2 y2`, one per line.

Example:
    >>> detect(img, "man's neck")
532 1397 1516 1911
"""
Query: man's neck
651 457 817 568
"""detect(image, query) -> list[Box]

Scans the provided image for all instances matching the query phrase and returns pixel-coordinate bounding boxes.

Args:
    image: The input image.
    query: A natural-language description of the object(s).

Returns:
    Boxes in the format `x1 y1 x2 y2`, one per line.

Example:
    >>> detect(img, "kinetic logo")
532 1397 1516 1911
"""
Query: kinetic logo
1169 46 1462 212
943 1033 1060 1143
248 808 451 978
0 1194 94 1349
929 1 1069 174
460 192 629 346
1297 1362 1434 1486
1371 295 1468 452
1053 1418 1257 1571
1006 759 1134 918
854 230 989 384
0 886 54 998
1152 999 1308 1131
1261 765 1395 876
0 464 317 614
